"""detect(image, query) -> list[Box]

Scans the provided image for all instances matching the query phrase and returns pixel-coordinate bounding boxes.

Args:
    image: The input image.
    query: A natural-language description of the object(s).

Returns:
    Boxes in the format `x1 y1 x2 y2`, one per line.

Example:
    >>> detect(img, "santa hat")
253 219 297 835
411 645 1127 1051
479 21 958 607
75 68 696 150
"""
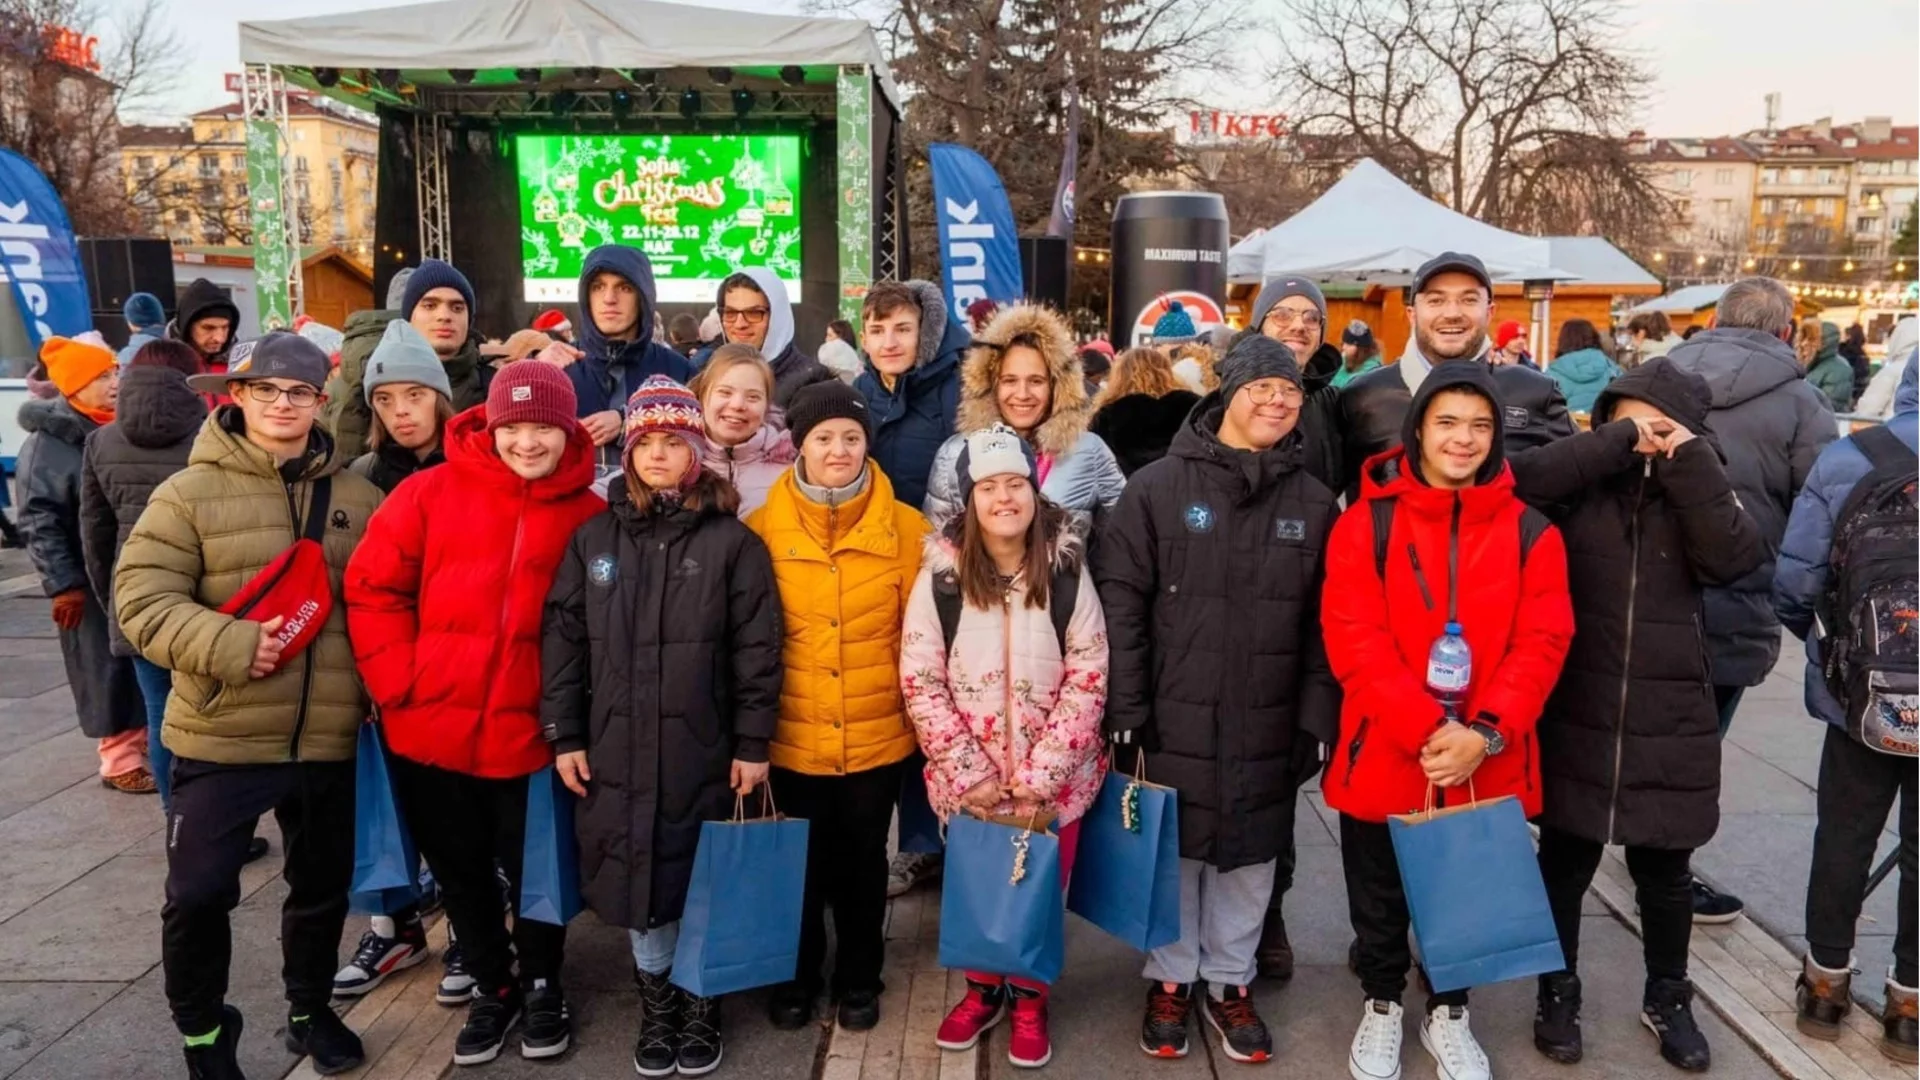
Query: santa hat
532 309 572 336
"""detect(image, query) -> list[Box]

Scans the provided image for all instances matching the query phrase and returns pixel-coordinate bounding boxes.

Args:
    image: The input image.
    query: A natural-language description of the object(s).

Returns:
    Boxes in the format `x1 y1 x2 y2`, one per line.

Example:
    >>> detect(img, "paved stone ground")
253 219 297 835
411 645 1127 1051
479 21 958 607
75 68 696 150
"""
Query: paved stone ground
0 543 1906 1080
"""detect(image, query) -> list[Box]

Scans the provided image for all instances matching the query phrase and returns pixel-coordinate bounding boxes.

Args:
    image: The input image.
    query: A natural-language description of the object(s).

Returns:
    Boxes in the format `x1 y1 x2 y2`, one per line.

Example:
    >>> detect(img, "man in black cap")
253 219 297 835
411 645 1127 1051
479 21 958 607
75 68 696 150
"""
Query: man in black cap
1333 252 1575 501
1095 334 1340 1064
115 331 385 1080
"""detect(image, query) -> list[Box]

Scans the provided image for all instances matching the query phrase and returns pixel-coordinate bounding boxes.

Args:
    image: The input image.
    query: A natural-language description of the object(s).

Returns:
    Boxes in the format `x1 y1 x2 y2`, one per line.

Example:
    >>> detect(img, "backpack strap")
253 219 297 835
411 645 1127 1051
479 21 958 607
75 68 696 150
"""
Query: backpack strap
1852 423 1913 472
1370 496 1397 581
300 478 332 544
933 569 962 655
1518 505 1550 565
1049 564 1079 659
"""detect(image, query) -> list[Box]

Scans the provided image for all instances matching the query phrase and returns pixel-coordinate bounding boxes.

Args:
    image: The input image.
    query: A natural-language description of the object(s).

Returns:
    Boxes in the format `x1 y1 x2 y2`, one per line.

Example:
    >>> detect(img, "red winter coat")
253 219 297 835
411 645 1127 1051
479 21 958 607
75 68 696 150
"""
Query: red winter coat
346 405 603 778
1320 448 1574 823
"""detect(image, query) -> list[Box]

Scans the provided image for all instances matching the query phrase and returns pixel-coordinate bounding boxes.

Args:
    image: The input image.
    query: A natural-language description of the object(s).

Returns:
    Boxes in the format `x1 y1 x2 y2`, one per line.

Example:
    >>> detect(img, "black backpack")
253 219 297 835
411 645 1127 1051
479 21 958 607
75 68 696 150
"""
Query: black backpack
1818 424 1919 757
931 566 1079 659
1369 497 1550 580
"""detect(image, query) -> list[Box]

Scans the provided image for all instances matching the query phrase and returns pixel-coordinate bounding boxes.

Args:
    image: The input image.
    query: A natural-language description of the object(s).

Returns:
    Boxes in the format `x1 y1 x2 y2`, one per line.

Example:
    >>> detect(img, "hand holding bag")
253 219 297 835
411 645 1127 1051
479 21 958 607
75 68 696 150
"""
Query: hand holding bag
519 763 584 926
349 720 420 915
938 812 1066 984
1066 758 1181 952
1387 782 1565 992
218 478 335 663
671 787 810 998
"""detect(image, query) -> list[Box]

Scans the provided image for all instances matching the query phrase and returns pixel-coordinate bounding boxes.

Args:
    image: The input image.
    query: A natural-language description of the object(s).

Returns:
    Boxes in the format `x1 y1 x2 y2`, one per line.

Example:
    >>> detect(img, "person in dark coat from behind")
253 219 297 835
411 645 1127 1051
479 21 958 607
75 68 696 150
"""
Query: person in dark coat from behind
1088 346 1201 477
79 340 208 810
541 375 782 1077
1509 358 1764 1072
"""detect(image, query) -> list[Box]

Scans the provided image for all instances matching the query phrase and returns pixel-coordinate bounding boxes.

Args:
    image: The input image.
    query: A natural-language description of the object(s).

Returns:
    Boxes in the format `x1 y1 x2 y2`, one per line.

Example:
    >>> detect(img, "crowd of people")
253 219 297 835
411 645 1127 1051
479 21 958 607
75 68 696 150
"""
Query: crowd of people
3 241 1914 1080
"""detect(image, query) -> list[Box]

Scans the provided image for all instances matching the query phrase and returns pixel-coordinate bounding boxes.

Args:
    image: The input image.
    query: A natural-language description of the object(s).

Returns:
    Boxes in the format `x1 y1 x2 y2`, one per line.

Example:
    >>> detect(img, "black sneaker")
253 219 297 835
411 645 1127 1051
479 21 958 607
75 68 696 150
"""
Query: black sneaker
520 979 572 1060
284 1006 364 1075
838 987 881 1032
1203 984 1273 1064
332 922 429 998
1534 971 1583 1064
1255 912 1294 982
1140 982 1194 1059
1690 880 1742 924
438 940 477 1006
678 989 723 1077
1642 978 1711 1072
633 969 680 1078
183 1005 245 1080
453 986 522 1067
767 981 814 1030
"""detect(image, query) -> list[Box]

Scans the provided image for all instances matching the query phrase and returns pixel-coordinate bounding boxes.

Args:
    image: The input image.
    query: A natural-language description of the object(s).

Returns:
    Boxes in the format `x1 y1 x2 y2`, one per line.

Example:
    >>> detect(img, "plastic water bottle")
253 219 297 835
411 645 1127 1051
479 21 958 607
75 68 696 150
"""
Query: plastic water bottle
1426 622 1472 724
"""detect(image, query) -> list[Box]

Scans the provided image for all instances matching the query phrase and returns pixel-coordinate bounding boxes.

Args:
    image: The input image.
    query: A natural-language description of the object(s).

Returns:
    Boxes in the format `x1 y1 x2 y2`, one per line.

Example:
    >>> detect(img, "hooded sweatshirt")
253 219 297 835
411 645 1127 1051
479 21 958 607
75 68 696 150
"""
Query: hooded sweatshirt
568 245 695 418
1547 346 1621 414
1803 321 1856 413
698 267 836 408
1855 317 1918 419
168 279 242 370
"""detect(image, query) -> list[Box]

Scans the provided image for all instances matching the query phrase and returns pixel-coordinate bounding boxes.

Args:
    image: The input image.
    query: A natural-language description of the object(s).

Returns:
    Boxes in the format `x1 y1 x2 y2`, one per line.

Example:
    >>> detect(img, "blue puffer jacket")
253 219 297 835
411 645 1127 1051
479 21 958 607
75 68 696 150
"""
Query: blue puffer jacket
853 280 969 509
1773 360 1918 729
1547 347 1620 414
567 244 695 418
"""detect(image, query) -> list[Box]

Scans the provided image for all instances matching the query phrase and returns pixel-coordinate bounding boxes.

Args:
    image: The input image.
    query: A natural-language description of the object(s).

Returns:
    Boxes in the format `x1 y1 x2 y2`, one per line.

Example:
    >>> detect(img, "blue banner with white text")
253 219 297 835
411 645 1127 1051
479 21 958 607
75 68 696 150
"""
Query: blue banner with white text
928 143 1023 318
0 150 91 349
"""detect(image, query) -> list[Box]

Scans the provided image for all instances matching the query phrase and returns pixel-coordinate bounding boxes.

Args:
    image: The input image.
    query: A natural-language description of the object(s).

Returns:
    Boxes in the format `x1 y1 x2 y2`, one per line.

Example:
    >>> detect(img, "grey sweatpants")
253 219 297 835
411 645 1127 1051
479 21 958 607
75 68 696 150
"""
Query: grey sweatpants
1142 857 1277 995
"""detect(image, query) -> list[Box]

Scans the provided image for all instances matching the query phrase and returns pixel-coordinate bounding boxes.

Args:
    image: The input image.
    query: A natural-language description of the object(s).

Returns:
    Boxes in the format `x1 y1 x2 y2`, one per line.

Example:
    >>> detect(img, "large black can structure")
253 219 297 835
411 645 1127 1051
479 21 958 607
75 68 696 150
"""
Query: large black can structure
1108 191 1231 348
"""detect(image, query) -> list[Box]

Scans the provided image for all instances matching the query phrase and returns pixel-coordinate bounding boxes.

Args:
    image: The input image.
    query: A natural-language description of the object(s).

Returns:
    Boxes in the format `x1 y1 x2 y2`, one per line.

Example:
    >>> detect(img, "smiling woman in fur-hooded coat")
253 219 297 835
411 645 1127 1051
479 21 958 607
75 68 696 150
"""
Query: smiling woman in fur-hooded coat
922 304 1127 534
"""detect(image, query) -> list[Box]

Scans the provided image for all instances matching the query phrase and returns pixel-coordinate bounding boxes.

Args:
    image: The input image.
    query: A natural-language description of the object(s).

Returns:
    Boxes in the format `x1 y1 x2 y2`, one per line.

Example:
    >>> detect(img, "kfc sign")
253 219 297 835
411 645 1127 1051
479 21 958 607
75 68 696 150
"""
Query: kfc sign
1189 111 1288 139
44 25 99 73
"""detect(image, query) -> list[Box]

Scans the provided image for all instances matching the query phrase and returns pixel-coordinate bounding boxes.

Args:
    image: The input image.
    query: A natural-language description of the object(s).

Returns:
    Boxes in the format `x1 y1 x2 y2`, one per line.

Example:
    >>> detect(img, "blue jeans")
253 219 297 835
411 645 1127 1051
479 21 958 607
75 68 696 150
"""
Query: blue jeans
132 657 172 810
630 922 681 976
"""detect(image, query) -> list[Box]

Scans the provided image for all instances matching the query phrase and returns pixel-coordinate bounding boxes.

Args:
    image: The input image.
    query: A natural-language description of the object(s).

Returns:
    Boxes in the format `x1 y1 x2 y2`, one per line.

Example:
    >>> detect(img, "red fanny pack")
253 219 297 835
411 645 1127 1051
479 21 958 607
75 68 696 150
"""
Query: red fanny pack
219 478 334 661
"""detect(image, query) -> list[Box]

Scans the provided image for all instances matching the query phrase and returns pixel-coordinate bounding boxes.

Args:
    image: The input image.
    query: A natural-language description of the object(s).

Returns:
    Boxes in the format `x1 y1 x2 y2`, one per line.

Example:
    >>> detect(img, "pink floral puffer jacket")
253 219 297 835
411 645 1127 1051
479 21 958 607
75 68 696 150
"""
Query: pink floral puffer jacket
899 532 1109 826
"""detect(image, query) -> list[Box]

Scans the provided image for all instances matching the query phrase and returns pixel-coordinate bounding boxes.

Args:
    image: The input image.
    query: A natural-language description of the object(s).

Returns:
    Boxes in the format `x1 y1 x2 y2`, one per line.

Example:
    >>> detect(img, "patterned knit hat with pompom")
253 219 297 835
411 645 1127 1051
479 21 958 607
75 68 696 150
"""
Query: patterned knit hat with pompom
622 375 709 488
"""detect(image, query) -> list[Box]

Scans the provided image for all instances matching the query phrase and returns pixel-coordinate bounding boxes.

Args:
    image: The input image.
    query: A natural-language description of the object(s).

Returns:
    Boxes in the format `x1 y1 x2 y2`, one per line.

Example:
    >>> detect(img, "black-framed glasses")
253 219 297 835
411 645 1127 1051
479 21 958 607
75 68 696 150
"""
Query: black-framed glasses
239 382 322 408
722 306 771 325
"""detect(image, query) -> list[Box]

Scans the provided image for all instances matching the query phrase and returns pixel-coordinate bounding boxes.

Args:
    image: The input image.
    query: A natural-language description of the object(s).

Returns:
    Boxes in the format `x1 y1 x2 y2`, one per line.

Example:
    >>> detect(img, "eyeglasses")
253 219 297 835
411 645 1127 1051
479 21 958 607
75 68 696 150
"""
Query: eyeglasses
1263 307 1323 331
1242 383 1305 406
721 306 771 325
239 382 322 408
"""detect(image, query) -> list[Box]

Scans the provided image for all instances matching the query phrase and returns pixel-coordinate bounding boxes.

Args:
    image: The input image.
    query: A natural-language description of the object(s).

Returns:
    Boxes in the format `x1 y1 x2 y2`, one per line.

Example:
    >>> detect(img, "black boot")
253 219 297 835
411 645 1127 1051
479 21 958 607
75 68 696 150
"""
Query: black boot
1533 971 1583 1064
1642 978 1710 1072
284 1006 363 1075
182 1005 246 1080
1795 955 1853 1041
1255 910 1294 982
1883 976 1918 1065
767 981 814 1030
633 969 681 1078
678 986 723 1076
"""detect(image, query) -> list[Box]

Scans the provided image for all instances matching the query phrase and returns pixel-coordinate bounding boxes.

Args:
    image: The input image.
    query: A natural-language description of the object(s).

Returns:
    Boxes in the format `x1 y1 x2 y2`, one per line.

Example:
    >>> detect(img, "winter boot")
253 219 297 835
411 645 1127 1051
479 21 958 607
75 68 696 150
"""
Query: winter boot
1795 955 1853 1040
1642 977 1710 1072
633 968 681 1078
1533 971 1583 1064
1883 975 1918 1065
1256 911 1294 982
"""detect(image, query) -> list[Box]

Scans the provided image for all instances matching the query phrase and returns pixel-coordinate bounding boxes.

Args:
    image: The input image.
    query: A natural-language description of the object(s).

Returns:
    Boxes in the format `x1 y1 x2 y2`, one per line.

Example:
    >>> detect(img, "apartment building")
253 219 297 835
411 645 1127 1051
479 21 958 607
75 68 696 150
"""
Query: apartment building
1629 136 1758 255
119 95 378 265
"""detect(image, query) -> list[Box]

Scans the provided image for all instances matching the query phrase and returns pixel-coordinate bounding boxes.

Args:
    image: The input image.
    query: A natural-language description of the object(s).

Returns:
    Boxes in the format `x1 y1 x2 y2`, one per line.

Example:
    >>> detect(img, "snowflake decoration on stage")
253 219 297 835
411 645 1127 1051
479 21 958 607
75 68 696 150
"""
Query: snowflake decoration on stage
522 228 558 275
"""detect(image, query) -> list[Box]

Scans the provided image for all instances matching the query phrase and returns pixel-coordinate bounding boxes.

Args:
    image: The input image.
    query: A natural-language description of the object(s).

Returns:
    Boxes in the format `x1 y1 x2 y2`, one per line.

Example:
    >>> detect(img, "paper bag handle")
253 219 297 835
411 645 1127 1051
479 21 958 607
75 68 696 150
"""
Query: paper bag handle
1418 778 1479 820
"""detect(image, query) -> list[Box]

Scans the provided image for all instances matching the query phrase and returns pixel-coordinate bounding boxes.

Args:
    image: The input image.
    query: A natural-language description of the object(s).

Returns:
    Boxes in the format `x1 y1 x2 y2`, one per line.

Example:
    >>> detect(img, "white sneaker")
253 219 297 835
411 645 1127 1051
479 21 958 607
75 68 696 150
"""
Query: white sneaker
1420 1005 1490 1080
1350 998 1404 1080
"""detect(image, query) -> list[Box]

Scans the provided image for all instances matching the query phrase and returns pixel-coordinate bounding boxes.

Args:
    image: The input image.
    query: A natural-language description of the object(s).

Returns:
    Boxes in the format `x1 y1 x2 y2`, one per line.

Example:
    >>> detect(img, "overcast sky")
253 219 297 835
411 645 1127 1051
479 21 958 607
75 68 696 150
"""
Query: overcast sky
134 0 1916 137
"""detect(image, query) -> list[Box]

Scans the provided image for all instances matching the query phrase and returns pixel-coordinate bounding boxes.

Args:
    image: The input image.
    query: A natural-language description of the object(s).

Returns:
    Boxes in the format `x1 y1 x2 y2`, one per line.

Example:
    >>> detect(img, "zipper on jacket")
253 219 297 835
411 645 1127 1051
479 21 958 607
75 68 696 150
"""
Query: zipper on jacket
1606 461 1650 843
1001 587 1016 791
1343 715 1371 787
1407 544 1436 611
285 481 314 761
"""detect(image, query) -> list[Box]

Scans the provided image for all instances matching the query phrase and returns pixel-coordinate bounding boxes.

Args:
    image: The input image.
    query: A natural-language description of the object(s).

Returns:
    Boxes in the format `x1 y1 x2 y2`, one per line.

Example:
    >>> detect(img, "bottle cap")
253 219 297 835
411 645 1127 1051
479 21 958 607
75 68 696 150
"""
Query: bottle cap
1443 621 1463 635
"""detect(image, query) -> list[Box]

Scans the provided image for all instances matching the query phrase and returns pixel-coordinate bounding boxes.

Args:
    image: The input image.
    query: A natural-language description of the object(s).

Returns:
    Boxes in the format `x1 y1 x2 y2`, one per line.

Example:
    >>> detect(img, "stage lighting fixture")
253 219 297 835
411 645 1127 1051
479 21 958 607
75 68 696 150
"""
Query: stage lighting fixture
731 87 756 117
515 67 542 83
313 67 341 88
707 67 733 85
448 69 476 84
610 87 634 120
779 65 806 86
550 90 580 117
375 68 401 89
679 87 701 119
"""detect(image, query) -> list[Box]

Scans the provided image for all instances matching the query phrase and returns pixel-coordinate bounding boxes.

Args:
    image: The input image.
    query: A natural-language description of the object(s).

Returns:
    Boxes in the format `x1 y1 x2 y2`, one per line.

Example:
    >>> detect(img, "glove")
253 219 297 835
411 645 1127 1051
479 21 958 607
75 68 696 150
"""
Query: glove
50 589 86 631
1290 737 1330 792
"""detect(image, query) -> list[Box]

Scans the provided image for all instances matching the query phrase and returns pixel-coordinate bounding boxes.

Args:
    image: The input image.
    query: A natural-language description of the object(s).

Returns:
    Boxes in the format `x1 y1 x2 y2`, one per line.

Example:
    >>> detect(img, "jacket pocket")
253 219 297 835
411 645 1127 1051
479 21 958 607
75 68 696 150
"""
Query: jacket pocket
1342 716 1372 787
1523 732 1534 793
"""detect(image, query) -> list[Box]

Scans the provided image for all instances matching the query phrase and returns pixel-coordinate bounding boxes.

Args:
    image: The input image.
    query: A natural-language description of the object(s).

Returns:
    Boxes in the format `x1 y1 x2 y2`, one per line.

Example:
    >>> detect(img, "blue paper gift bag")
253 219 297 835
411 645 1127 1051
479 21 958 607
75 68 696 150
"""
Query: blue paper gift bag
1067 770 1181 952
938 815 1065 984
350 722 418 913
519 765 583 926
670 809 809 998
1388 793 1565 992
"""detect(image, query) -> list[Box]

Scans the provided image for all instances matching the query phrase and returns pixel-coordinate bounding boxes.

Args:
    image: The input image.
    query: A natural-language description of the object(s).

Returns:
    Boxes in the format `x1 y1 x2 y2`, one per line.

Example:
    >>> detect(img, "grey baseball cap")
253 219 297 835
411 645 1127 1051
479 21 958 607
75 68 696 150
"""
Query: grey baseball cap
186 331 331 394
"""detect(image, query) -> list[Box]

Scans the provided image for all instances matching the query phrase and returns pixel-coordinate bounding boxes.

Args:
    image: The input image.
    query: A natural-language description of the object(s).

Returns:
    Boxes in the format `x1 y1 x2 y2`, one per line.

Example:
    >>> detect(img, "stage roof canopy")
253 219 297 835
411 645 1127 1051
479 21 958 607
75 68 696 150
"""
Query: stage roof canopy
1249 158 1572 285
238 0 900 107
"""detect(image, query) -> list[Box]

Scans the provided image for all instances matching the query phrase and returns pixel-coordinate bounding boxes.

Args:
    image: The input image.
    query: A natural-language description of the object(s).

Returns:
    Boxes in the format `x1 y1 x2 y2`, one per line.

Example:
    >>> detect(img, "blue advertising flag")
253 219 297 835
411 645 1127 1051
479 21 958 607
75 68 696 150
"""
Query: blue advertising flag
928 143 1024 318
0 150 92 347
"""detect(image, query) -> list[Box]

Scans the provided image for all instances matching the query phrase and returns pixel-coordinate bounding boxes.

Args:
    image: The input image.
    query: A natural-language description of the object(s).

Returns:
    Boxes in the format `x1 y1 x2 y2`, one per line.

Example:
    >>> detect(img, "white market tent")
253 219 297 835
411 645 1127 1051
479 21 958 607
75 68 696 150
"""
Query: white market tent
1626 284 1732 316
1227 228 1267 283
1253 158 1570 284
238 0 902 107
1547 236 1661 291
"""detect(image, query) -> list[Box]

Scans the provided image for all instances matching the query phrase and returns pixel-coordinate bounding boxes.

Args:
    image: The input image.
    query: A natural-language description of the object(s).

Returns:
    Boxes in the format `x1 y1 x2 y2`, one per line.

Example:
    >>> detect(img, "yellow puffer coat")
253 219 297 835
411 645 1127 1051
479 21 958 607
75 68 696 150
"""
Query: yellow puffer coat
746 464 929 775
114 408 384 765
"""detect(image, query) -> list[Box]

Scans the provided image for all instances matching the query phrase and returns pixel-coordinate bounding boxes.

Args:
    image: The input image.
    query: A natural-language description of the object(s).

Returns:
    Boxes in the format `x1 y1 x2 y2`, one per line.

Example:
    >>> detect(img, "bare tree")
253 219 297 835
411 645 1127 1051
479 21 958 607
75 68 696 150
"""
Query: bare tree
1273 0 1671 255
0 0 185 233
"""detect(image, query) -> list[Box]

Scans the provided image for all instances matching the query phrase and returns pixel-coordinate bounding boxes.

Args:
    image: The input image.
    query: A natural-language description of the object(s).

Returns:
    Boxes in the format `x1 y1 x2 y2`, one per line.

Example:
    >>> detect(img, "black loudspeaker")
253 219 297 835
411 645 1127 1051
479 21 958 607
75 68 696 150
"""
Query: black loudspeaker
1020 235 1069 310
79 238 176 314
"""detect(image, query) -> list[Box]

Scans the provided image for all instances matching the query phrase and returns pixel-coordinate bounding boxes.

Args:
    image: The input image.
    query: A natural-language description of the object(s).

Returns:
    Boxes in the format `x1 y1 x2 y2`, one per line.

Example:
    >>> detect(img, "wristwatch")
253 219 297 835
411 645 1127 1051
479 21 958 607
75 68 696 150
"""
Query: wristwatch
1467 721 1506 757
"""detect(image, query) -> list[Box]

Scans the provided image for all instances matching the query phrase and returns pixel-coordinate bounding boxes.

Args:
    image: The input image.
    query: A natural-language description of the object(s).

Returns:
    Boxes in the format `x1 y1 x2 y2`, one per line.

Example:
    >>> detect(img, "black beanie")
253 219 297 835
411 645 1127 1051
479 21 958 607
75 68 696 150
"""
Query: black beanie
786 380 871 445
1218 334 1302 404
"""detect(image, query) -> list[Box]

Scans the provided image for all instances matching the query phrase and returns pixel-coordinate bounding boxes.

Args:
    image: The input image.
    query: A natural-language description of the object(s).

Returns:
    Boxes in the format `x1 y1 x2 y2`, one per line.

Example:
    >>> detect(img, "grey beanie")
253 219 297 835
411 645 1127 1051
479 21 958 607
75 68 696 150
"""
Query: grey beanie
364 319 453 400
384 267 415 312
1252 276 1328 327
1218 334 1301 404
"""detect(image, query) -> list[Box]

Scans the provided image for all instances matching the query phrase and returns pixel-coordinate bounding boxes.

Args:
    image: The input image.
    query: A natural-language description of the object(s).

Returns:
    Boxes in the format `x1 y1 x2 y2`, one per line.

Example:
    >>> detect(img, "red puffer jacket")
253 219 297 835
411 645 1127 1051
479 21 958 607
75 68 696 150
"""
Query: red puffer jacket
1321 447 1574 823
346 405 603 778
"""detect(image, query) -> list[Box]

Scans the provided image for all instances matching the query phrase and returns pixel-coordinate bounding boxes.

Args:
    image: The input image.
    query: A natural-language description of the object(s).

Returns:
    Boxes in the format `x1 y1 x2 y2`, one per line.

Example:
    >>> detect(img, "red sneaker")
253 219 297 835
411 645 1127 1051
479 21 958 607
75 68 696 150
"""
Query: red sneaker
936 980 1006 1051
1007 988 1052 1069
